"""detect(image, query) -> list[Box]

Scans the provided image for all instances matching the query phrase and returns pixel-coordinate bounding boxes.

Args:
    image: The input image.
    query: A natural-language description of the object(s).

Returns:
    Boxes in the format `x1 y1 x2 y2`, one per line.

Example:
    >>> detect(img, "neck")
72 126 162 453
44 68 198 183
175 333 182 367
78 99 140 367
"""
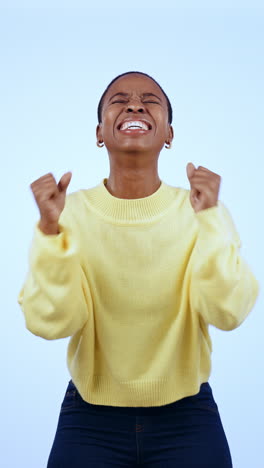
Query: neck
105 169 161 200
105 149 162 199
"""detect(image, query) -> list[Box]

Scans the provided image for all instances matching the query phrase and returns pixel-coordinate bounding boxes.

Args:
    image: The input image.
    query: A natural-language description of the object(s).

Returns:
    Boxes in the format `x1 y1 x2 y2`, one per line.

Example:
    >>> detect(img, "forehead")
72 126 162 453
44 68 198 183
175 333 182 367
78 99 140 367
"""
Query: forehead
104 74 166 101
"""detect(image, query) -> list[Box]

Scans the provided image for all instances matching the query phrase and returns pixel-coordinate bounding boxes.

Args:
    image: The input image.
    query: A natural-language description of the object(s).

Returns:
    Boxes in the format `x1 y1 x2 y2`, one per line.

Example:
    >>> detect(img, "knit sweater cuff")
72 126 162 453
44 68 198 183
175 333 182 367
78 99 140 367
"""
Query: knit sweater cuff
32 221 76 257
195 202 240 246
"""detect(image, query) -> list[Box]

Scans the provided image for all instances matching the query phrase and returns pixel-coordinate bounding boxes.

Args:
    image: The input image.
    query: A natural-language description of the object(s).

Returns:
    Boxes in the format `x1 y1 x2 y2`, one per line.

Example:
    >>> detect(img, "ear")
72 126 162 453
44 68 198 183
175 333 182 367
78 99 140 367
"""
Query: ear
96 123 103 141
167 125 174 143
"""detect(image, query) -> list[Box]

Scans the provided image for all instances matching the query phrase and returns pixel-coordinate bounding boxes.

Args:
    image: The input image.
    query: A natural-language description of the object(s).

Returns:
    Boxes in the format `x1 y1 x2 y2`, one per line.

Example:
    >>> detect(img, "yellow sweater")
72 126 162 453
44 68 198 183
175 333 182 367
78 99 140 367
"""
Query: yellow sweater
18 177 259 407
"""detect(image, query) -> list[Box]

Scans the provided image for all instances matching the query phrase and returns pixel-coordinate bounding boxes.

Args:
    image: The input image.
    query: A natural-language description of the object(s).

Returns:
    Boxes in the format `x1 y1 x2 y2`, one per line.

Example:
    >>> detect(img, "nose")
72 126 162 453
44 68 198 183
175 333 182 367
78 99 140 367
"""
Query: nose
126 100 146 114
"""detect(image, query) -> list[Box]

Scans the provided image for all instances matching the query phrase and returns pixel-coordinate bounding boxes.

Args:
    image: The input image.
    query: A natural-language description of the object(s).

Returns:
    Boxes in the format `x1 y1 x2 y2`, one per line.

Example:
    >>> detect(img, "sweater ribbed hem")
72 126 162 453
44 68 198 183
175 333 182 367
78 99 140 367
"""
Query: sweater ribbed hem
71 372 210 407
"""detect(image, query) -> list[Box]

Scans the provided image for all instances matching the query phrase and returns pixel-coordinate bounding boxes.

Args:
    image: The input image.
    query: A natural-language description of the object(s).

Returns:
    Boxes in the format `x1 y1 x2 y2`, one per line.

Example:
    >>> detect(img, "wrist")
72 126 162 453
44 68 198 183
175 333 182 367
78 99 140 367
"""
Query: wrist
39 220 60 235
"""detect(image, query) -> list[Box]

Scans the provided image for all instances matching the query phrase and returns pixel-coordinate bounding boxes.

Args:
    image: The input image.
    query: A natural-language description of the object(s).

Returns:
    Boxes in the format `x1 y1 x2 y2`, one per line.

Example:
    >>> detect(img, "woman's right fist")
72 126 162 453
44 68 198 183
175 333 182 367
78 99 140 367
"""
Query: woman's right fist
30 172 72 235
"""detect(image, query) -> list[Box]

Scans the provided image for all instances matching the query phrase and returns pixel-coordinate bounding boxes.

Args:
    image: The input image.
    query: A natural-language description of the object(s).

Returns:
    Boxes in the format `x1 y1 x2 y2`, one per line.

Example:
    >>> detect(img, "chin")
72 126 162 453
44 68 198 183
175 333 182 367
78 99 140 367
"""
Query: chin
118 142 153 153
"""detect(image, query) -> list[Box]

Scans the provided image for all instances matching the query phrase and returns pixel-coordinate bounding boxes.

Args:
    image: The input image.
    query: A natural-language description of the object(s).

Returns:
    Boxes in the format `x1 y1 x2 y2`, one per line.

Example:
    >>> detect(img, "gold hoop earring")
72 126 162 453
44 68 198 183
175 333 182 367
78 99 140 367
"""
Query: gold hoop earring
97 141 104 148
165 141 172 149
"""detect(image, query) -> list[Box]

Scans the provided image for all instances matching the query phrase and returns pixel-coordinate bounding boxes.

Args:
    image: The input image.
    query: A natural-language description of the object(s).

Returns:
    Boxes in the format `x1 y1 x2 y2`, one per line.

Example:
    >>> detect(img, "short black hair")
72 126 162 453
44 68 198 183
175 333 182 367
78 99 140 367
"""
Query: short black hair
97 71 173 125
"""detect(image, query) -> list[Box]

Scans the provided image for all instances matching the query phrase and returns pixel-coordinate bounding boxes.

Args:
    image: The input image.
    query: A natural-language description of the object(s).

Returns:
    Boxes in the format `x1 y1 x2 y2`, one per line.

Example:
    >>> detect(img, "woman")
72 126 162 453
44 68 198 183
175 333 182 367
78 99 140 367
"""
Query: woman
18 71 259 467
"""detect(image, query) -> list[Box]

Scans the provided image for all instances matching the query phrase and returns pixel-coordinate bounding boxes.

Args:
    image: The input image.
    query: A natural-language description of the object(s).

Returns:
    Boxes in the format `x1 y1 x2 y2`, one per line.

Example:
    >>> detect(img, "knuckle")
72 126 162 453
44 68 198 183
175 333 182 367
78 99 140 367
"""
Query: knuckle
213 178 220 187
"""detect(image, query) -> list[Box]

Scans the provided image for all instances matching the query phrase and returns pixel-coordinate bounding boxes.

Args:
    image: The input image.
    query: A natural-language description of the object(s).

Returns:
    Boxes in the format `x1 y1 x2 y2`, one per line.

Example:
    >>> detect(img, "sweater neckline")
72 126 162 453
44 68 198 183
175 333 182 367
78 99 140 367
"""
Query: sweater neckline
81 178 179 224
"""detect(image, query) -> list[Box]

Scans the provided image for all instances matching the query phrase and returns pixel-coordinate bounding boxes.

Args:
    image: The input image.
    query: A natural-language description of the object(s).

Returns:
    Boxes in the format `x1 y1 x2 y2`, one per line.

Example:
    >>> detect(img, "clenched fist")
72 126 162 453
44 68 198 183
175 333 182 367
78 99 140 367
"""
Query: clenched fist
30 172 72 235
186 163 221 213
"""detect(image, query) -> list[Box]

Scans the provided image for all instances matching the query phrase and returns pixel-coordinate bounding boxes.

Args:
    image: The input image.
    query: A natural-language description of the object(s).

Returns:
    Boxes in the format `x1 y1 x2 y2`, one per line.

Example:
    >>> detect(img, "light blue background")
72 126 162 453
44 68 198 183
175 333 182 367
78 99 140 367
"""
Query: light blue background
1 2 262 467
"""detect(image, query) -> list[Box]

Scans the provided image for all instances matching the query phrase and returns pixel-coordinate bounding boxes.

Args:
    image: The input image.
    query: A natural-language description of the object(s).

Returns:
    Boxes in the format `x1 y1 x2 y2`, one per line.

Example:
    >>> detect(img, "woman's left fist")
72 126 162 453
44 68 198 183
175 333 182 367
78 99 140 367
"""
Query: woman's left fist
186 163 221 213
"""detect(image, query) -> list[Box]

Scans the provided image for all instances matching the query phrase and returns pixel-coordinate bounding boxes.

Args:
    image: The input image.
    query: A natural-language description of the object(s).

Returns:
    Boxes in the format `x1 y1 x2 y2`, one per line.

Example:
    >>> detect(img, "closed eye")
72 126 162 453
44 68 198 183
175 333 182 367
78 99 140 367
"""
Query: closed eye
112 100 160 104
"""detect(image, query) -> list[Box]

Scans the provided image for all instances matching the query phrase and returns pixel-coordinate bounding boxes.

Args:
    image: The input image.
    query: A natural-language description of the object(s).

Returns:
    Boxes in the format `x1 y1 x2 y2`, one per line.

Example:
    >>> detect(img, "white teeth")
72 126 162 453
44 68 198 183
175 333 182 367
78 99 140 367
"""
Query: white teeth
120 121 149 131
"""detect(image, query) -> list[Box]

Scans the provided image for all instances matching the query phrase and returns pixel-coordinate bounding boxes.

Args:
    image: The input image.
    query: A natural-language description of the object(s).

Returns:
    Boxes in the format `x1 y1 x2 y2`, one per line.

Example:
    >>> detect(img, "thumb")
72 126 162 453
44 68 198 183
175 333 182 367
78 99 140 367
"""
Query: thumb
186 162 196 181
58 172 72 193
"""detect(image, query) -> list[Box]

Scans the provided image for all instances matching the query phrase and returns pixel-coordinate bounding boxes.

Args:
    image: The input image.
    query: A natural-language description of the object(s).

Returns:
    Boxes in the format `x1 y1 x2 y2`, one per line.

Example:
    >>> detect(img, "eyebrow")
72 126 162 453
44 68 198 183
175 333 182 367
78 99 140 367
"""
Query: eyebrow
108 92 162 102
142 93 162 101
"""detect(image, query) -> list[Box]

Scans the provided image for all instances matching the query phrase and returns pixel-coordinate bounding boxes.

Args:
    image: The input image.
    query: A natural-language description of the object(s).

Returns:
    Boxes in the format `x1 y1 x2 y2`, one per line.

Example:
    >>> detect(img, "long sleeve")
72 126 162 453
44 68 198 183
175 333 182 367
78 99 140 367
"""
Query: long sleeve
17 221 90 340
189 201 259 331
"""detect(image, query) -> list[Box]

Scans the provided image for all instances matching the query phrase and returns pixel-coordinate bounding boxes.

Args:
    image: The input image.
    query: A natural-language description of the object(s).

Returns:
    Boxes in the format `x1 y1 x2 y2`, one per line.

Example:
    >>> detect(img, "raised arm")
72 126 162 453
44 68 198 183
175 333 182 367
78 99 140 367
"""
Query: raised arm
17 172 90 340
186 163 259 330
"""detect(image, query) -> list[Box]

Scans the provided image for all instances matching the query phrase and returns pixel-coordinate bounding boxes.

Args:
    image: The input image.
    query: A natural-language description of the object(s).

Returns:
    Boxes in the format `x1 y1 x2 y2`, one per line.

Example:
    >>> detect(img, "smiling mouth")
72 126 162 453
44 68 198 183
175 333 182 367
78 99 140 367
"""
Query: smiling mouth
117 120 152 133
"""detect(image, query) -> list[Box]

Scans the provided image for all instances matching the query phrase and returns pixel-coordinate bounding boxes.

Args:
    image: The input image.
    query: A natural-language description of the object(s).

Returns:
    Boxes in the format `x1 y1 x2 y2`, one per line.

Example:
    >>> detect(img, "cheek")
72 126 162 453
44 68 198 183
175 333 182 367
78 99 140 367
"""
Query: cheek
102 112 117 135
154 110 168 130
155 120 169 137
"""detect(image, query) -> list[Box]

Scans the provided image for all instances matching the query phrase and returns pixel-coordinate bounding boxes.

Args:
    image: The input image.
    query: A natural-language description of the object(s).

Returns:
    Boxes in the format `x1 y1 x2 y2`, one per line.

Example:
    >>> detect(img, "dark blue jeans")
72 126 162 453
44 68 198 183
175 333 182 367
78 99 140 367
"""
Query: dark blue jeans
47 380 233 467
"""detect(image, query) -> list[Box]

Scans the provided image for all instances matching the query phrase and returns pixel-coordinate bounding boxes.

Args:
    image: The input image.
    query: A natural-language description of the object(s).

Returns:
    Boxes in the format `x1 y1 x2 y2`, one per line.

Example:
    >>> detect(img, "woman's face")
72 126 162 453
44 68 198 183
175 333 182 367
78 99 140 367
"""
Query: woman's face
96 74 173 155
